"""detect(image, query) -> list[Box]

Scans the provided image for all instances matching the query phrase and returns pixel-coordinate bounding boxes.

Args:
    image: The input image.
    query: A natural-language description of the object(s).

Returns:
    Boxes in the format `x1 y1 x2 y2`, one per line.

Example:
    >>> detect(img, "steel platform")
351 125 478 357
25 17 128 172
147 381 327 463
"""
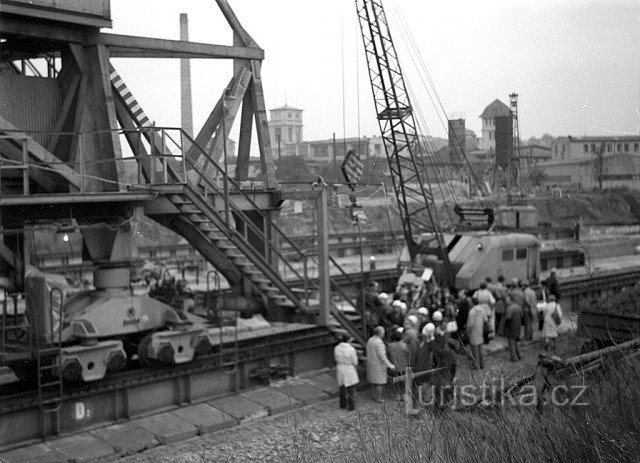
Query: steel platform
0 321 335 450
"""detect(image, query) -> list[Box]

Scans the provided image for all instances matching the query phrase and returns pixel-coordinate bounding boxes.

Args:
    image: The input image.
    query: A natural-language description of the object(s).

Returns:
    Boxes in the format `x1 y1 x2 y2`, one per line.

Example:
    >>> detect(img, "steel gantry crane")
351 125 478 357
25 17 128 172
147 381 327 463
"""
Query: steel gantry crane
355 0 455 287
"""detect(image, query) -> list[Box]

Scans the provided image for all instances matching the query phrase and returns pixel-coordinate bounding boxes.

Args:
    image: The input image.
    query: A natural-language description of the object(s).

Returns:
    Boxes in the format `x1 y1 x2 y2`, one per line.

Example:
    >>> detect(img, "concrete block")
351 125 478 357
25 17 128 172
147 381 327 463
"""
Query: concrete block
91 422 158 456
171 403 235 435
242 388 302 415
208 395 267 424
49 432 115 462
133 411 197 445
0 443 68 463
274 382 329 405
307 372 340 396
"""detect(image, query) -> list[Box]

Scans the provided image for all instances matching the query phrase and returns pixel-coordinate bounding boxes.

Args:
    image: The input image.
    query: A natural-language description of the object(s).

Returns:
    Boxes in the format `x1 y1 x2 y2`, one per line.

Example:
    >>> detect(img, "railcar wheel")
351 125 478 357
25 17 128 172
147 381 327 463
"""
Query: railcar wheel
137 335 154 366
107 351 127 374
194 338 212 358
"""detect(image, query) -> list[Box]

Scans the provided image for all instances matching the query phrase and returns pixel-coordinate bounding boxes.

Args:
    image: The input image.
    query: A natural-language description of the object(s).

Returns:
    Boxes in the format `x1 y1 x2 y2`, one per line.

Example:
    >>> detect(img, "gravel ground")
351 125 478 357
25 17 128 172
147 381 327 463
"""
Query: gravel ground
120 338 561 463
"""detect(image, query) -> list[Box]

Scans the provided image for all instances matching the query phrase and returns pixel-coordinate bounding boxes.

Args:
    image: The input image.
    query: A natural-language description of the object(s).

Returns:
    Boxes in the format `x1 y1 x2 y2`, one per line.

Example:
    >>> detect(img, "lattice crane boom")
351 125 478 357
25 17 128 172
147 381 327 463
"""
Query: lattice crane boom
355 0 454 286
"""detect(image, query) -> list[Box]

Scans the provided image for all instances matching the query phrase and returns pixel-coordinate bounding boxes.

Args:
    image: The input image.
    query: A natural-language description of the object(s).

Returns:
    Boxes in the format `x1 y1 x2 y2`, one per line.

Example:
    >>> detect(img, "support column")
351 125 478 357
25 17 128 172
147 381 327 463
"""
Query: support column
316 188 330 326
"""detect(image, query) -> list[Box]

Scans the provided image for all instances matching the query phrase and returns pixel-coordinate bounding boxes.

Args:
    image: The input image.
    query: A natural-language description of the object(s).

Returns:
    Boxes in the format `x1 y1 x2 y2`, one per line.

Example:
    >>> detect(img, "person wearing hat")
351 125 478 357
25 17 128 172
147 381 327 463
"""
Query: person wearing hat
417 306 430 332
334 333 359 411
411 323 436 407
402 315 420 362
388 300 405 327
431 310 444 327
432 321 459 410
522 279 538 341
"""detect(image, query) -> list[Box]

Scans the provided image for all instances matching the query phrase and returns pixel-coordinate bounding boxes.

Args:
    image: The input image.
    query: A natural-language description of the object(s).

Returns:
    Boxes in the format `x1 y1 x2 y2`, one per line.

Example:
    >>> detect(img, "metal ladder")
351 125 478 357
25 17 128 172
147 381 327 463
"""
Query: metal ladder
35 287 64 413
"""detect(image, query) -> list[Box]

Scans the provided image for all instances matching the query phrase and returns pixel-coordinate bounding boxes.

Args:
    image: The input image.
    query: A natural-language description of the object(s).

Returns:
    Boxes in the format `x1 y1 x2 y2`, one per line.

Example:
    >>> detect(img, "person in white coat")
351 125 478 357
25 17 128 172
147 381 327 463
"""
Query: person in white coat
334 334 359 411
542 295 563 352
366 326 396 402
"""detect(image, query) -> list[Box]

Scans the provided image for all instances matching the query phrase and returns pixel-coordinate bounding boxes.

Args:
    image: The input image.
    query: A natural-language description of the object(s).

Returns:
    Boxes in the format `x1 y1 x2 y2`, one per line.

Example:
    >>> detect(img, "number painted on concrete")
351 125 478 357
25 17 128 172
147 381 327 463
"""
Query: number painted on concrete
75 402 85 420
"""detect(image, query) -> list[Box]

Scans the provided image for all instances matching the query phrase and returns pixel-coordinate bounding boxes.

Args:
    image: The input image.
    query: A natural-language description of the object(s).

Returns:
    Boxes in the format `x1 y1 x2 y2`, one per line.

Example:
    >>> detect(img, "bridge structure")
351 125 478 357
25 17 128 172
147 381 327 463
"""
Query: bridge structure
0 0 369 449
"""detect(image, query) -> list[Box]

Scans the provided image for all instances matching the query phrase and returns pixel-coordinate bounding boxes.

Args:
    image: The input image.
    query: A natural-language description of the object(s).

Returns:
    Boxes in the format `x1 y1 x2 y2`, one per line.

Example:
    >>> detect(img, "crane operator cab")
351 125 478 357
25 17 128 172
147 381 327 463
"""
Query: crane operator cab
398 232 541 291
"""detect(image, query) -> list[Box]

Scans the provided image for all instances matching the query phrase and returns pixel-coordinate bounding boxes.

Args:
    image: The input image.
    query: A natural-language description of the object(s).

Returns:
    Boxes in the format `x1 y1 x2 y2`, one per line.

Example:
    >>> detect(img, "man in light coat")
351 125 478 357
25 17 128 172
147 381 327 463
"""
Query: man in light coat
542 295 563 352
466 298 487 369
366 326 396 402
334 334 359 411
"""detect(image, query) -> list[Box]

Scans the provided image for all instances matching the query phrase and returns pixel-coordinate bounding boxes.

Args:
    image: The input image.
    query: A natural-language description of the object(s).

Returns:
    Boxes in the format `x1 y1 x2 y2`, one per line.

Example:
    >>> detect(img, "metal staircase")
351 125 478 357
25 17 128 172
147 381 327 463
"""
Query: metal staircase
161 183 299 313
137 131 367 348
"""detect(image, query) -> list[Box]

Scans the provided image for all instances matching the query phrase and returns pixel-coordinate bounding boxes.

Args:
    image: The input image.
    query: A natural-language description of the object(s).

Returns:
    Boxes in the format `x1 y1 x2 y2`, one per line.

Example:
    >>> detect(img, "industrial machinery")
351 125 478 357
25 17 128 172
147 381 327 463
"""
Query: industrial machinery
355 0 583 291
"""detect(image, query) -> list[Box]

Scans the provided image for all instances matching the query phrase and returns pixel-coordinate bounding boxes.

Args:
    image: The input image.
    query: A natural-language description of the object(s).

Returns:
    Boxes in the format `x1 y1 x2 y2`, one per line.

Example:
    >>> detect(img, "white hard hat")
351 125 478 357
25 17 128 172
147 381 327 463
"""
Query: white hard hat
417 307 429 316
407 315 418 326
392 300 402 307
378 292 389 300
396 327 404 334
446 321 458 333
422 322 435 336
432 311 443 322
400 302 407 310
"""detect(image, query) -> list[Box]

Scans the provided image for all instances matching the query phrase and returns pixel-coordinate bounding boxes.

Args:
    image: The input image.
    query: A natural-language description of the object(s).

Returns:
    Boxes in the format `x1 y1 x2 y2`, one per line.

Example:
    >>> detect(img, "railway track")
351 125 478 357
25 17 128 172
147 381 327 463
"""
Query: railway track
0 325 335 449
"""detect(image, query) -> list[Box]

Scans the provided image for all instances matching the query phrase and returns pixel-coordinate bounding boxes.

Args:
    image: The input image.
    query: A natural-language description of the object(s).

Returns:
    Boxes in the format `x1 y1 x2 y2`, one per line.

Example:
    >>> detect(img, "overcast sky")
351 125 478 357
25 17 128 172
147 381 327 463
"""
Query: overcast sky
109 0 640 144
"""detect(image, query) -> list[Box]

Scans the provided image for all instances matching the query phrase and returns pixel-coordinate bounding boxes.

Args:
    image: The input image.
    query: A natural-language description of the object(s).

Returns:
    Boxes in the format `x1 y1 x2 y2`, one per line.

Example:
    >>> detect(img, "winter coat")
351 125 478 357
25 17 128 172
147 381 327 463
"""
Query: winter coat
508 287 525 309
504 302 523 339
466 304 486 346
388 341 410 371
334 342 359 387
523 287 538 317
432 333 457 386
412 338 434 385
473 288 496 307
547 275 561 299
542 301 563 339
366 335 394 385
402 328 419 362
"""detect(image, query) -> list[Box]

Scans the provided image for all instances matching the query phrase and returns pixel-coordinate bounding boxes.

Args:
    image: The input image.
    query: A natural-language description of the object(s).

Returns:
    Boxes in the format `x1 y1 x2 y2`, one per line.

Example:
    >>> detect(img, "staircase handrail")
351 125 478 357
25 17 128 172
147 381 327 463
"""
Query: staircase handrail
182 160 308 287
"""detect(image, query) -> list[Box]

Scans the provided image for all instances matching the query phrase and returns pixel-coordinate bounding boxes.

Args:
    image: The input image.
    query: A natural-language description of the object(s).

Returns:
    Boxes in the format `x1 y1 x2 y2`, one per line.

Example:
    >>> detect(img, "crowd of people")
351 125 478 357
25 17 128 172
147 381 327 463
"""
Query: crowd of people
334 270 564 411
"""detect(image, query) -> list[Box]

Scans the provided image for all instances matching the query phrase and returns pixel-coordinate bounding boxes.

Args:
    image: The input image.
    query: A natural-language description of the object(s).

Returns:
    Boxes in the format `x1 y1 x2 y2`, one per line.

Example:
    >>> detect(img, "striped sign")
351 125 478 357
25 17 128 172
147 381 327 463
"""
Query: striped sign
341 150 363 189
109 65 152 128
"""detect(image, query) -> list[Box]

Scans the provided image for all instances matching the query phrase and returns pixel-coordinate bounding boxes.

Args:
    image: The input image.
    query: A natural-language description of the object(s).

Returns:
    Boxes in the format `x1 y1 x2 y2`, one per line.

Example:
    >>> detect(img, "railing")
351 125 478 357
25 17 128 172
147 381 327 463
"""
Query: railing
0 290 30 361
179 131 365 314
0 127 193 195
0 126 366 331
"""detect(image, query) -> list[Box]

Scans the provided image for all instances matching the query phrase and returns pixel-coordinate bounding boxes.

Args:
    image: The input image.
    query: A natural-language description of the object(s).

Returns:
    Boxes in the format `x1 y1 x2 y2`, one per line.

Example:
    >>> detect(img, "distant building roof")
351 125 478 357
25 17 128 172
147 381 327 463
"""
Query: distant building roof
270 104 303 112
564 135 640 143
480 99 512 118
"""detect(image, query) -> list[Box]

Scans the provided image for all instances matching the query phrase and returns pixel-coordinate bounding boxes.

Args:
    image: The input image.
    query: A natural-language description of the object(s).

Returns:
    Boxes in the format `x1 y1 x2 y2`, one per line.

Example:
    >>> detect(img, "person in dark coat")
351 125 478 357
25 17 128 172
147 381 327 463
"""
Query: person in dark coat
412 323 435 406
432 324 458 410
455 289 472 343
504 295 523 362
388 328 410 401
546 269 561 300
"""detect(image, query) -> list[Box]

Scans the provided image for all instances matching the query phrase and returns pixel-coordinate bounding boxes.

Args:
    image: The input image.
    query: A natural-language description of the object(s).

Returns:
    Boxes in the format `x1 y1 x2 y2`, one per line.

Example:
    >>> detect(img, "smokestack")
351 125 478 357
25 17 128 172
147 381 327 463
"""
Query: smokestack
180 13 193 137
